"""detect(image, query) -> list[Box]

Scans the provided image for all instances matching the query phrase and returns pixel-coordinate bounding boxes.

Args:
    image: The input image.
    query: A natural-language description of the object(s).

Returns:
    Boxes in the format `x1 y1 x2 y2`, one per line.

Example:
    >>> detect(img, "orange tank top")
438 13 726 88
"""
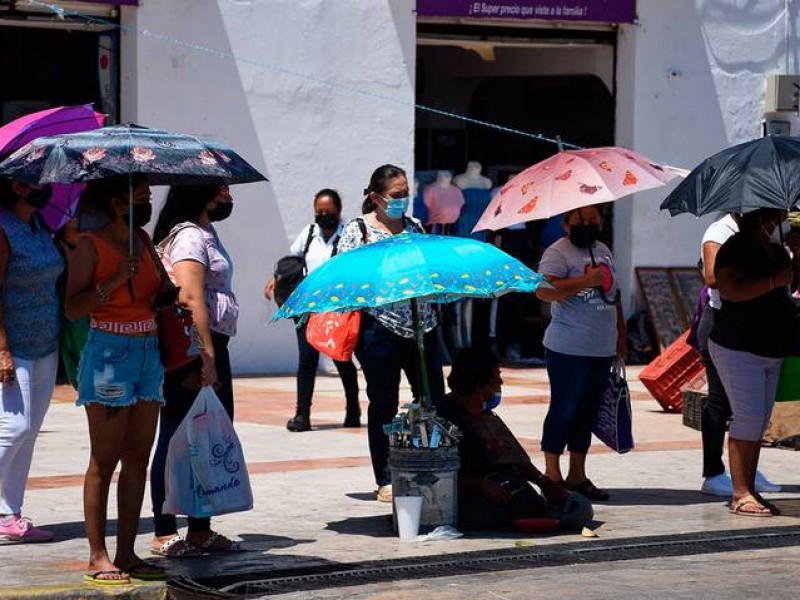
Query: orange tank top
85 231 162 325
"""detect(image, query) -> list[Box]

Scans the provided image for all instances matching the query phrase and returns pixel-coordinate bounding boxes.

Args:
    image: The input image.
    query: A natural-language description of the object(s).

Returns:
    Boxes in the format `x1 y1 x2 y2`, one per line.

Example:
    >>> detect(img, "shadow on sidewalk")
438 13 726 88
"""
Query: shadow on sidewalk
605 488 725 506
44 518 156 542
325 514 394 537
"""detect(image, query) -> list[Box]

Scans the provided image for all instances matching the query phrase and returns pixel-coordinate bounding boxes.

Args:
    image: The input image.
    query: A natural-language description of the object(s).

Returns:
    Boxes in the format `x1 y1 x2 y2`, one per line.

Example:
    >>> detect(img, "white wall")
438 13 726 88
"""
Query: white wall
121 0 416 374
615 0 795 313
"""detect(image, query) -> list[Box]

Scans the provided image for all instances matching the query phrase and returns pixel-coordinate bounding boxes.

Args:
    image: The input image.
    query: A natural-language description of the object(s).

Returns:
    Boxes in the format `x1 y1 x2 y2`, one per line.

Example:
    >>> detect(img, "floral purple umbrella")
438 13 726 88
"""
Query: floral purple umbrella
0 104 105 230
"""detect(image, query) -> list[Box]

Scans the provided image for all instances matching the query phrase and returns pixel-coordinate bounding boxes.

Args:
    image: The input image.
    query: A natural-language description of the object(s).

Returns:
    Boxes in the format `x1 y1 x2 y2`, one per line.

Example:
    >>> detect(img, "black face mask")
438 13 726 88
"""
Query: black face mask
315 213 339 230
124 203 152 228
208 202 233 222
569 224 601 248
24 185 52 210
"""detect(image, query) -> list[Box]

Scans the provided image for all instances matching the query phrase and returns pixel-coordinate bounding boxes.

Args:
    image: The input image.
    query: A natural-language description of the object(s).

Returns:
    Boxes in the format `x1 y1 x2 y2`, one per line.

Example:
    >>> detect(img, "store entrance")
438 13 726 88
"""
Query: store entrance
0 26 118 128
414 25 616 363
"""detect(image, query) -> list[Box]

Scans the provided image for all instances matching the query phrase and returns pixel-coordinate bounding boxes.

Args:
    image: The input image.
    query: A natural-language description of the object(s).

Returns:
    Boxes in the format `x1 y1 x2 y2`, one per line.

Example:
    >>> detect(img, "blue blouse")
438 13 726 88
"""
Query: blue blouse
0 210 64 360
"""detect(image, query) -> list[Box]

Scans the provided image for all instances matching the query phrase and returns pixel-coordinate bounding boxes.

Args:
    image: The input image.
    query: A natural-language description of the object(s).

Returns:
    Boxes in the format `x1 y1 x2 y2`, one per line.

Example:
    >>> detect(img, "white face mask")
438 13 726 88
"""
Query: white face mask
770 220 791 244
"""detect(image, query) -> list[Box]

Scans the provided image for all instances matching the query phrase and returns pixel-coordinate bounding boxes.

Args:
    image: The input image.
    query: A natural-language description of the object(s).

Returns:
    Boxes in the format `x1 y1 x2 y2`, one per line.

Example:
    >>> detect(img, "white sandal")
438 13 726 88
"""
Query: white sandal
150 534 202 558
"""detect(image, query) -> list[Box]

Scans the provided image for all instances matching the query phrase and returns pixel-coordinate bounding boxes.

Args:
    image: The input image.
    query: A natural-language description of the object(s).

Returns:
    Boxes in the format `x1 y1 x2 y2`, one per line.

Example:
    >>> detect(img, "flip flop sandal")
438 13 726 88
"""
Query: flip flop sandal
83 570 131 586
566 479 610 502
755 495 782 516
122 563 169 581
150 534 203 558
195 531 245 553
729 495 773 518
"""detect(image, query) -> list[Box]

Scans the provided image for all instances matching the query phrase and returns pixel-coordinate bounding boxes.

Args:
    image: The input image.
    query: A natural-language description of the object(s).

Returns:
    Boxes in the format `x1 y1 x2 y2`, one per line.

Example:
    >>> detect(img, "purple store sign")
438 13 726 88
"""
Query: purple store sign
417 1 636 23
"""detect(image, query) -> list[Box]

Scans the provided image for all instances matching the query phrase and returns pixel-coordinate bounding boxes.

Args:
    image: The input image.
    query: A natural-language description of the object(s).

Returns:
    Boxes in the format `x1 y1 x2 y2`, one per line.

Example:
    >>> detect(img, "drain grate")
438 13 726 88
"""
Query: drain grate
165 526 800 599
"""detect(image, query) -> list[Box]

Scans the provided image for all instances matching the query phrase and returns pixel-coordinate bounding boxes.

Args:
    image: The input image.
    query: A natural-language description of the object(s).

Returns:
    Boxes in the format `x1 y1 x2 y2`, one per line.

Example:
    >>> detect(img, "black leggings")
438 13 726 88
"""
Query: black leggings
150 332 233 536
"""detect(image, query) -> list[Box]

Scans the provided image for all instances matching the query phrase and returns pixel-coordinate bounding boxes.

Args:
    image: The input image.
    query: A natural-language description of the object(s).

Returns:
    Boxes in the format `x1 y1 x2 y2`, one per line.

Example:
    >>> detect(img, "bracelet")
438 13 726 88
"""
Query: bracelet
96 283 110 305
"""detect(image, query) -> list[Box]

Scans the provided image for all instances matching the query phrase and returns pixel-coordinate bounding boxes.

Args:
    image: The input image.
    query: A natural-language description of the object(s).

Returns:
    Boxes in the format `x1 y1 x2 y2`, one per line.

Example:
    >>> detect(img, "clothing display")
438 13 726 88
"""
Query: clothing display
423 175 465 225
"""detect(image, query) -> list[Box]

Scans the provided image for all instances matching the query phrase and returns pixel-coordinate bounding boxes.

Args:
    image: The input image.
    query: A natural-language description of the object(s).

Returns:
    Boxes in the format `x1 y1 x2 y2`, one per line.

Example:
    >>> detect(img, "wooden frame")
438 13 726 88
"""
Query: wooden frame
635 267 704 352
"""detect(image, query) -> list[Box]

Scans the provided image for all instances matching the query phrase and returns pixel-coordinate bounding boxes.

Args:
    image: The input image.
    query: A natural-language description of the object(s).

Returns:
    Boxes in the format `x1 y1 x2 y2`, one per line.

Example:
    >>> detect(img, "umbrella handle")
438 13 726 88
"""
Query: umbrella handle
588 245 618 305
410 298 432 412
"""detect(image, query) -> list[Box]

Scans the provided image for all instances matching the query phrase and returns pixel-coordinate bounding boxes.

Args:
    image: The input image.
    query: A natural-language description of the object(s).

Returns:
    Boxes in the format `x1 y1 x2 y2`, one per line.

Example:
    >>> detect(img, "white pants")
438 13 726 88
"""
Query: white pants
709 341 783 442
0 351 58 515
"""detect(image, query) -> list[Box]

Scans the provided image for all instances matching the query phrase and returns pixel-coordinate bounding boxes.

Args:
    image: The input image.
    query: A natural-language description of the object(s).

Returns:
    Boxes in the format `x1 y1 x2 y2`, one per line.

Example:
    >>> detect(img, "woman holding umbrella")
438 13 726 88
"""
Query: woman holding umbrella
65 174 167 584
0 178 63 543
336 164 444 503
536 205 624 502
149 183 243 556
709 208 795 517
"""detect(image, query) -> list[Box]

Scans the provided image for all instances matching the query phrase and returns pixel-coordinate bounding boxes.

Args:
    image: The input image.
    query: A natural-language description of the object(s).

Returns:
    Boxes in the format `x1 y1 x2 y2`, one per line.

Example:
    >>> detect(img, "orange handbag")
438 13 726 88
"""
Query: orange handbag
305 311 361 362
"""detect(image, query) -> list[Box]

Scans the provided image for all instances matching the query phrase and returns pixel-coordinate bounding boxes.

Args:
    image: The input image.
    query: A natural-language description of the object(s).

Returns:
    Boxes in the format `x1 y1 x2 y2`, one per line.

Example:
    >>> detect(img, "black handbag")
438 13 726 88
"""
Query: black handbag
273 225 315 307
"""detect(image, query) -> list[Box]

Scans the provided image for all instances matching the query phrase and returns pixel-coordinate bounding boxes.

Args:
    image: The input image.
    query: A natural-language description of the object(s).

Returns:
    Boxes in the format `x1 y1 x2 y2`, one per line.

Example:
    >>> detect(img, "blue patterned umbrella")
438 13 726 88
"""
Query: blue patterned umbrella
273 233 544 319
272 233 546 410
0 123 266 185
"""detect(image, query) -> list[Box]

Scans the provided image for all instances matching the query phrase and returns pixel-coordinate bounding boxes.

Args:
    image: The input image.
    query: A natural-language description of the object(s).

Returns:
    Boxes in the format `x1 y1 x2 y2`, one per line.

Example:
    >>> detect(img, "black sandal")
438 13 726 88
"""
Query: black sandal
565 479 610 502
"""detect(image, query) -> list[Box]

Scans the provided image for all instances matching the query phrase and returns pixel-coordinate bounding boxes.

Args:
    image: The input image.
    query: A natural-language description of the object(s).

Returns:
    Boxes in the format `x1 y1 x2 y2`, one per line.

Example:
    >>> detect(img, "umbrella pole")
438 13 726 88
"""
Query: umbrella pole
127 172 136 301
410 298 432 412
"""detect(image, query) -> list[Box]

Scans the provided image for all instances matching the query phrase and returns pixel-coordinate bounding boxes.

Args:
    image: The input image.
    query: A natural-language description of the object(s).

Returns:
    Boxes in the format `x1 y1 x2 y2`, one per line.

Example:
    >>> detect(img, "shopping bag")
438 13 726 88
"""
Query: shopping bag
305 311 361 362
592 359 634 454
163 387 253 518
775 356 800 402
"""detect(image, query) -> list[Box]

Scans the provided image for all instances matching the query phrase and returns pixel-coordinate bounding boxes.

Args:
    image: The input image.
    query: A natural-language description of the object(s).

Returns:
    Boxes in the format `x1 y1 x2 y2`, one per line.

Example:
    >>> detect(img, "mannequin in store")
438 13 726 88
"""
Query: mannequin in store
454 161 493 190
412 177 429 225
452 161 493 241
423 170 465 227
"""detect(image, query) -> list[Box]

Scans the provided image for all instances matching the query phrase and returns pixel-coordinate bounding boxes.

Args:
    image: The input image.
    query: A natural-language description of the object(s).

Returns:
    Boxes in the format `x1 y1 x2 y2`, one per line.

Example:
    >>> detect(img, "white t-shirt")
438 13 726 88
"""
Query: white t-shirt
701 214 738 309
289 222 344 274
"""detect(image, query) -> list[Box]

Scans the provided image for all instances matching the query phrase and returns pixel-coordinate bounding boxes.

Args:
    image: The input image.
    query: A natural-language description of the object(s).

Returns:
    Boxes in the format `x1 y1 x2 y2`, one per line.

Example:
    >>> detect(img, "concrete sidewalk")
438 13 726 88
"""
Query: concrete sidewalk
2 366 799 598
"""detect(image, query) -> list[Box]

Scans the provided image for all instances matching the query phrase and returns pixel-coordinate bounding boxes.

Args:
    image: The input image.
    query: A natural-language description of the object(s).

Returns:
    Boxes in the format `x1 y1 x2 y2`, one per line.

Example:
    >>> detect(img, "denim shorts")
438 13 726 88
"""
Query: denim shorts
77 329 165 408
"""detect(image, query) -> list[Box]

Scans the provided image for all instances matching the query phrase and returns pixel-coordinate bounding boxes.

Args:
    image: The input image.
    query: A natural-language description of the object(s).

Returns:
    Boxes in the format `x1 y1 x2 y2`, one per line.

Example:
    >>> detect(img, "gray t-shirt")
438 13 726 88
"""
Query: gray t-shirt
539 237 618 357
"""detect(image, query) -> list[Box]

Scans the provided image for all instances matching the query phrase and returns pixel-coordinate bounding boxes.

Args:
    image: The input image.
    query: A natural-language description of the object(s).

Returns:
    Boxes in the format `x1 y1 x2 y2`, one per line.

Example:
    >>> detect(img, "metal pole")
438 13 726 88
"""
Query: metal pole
410 298 432 412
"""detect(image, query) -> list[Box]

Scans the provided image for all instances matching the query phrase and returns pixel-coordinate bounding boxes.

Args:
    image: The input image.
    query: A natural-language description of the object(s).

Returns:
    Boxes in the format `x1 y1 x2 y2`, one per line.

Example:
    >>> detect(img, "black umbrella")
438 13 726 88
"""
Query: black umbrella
660 135 800 217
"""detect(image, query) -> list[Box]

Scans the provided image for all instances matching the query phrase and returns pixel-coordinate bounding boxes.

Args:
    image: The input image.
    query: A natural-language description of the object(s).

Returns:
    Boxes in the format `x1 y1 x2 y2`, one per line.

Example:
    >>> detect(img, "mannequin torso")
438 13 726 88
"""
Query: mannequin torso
454 161 492 190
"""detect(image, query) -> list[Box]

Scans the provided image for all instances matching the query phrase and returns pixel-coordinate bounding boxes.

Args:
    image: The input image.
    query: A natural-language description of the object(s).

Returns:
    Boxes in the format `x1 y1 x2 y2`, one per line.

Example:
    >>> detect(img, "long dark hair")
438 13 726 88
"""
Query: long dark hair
739 208 784 239
153 184 221 243
0 178 17 210
446 347 499 397
362 164 406 214
78 174 148 220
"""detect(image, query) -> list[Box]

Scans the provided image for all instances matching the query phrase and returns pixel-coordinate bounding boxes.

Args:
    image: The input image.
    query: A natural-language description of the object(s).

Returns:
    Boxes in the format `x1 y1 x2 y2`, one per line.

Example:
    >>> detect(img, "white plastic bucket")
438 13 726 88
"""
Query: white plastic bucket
394 496 423 540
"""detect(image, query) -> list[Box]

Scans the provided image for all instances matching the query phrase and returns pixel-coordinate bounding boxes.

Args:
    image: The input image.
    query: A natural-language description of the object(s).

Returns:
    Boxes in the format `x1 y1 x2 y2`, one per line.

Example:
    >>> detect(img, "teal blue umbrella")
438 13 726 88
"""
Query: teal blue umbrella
272 233 546 409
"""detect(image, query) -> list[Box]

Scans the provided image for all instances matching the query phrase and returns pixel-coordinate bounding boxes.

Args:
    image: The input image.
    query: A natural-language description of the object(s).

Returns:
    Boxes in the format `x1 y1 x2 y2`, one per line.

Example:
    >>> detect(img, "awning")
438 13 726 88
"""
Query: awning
417 0 636 24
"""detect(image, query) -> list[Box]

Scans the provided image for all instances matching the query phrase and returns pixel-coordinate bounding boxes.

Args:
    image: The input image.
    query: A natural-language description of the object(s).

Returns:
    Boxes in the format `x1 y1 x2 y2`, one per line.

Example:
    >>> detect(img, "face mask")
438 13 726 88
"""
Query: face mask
315 213 339 230
208 202 233 222
769 221 791 244
125 203 152 228
383 196 409 220
483 391 502 412
569 224 601 248
24 185 52 210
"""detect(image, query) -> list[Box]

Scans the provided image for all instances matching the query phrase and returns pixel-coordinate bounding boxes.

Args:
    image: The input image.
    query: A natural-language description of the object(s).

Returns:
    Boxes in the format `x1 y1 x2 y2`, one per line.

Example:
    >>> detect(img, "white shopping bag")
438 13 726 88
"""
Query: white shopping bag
163 387 253 518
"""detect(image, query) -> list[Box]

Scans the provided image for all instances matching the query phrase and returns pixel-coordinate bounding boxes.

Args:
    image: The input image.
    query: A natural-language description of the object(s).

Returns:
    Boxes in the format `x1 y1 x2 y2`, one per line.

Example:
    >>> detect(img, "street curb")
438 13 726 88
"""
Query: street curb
0 583 164 600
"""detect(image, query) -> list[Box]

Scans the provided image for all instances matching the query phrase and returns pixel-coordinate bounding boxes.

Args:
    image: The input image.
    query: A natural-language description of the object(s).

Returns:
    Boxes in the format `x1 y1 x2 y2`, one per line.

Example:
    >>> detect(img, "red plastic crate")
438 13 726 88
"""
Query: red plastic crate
640 330 705 413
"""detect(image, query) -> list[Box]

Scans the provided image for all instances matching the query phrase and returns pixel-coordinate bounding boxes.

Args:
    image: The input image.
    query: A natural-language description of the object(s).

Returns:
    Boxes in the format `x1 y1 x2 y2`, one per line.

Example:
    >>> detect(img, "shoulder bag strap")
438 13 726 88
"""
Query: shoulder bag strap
303 224 315 257
140 229 171 288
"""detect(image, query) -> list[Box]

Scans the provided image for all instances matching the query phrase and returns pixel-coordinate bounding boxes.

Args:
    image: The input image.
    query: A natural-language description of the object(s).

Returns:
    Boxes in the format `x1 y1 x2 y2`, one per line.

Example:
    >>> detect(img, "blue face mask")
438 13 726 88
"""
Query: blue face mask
483 392 502 412
383 196 409 220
